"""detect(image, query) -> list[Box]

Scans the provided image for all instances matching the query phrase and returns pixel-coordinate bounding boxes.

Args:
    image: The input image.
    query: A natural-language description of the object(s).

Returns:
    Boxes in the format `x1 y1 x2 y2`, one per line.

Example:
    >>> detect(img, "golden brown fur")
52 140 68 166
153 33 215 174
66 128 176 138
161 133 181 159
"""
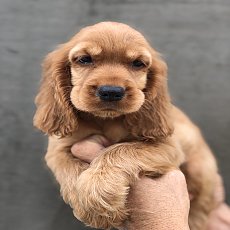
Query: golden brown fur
34 22 218 229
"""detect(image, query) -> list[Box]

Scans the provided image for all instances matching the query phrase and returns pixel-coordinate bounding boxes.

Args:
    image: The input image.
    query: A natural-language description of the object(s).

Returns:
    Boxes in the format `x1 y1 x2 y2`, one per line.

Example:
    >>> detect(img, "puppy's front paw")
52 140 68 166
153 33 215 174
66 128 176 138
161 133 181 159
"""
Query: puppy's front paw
74 167 130 229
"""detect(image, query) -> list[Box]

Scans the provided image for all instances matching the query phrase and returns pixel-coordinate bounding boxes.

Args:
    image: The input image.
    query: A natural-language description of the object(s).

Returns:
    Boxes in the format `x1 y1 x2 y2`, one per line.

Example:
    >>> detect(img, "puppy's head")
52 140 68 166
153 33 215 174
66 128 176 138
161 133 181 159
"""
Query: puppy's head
34 22 173 140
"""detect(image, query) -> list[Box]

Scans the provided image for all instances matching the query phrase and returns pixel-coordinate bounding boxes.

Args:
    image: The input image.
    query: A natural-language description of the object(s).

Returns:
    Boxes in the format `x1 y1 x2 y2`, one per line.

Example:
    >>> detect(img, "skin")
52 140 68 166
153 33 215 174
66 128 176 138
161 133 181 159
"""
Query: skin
71 135 230 230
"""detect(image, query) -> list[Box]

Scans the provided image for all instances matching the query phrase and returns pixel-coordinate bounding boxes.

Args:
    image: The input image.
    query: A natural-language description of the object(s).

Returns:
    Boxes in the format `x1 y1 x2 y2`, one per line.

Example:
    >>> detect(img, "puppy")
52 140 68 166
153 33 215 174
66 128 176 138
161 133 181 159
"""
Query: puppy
34 22 218 229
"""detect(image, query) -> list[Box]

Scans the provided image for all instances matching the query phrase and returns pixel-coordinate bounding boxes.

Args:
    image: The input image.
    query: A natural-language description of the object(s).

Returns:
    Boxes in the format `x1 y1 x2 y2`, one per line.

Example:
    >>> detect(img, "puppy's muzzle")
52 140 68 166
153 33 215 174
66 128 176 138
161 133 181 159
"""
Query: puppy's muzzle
96 85 125 102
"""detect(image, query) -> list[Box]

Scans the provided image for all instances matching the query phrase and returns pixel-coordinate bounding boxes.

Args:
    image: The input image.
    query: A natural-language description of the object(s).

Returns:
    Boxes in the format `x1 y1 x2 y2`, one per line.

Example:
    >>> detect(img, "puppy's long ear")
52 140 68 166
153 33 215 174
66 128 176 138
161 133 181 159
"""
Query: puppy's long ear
125 50 173 142
33 44 78 137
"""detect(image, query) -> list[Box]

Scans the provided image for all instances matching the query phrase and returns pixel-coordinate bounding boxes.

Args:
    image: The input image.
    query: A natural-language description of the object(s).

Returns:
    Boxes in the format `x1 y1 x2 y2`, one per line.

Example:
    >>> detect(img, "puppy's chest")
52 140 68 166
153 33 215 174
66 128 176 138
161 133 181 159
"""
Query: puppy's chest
102 120 130 143
78 116 131 143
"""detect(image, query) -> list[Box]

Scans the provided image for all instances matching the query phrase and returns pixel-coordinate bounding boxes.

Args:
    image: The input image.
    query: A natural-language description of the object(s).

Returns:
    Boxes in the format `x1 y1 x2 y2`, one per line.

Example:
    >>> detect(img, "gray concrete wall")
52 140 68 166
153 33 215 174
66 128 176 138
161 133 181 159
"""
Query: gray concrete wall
0 0 229 229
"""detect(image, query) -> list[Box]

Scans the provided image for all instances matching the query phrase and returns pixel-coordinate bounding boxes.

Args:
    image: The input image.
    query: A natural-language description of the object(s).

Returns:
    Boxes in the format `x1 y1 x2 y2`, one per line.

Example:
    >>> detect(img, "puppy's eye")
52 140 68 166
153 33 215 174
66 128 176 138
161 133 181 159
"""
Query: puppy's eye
132 60 146 69
77 55 93 65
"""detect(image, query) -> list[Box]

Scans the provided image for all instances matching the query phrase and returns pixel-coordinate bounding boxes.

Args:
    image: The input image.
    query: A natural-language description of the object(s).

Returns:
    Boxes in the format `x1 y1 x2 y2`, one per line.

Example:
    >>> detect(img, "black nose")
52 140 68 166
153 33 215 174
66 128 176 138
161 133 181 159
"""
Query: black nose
97 85 125 101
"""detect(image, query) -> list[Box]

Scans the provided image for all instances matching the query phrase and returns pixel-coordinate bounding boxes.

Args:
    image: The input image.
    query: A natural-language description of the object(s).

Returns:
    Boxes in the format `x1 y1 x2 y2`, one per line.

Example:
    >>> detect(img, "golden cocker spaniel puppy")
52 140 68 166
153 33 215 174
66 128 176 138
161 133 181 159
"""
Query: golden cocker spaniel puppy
34 22 218 230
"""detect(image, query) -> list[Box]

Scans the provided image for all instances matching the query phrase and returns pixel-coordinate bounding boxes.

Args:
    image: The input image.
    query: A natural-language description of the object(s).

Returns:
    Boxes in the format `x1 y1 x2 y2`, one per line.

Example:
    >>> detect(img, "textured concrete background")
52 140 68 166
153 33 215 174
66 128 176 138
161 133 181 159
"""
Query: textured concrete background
0 0 229 229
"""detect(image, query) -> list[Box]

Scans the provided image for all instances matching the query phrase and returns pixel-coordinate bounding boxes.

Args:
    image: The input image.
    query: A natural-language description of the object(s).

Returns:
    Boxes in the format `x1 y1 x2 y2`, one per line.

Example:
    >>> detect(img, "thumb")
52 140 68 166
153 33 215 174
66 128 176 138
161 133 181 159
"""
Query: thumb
71 135 111 163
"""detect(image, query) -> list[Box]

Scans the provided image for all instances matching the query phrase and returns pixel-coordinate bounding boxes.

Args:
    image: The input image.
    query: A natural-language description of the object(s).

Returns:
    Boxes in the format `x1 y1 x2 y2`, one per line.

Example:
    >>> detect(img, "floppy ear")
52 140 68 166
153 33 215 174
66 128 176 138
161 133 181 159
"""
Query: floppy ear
124 50 173 142
33 44 78 137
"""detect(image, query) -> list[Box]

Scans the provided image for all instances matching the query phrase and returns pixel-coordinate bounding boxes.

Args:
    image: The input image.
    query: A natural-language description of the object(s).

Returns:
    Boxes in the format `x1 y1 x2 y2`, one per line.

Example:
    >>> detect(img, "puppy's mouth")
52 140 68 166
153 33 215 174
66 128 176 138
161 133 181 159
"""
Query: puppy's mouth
98 104 123 114
100 101 121 109
92 103 124 118
102 108 116 111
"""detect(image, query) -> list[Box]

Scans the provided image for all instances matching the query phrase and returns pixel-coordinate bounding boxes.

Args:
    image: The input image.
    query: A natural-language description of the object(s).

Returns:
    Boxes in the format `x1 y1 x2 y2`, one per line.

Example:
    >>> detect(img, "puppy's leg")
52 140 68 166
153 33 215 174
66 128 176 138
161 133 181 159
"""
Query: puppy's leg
45 150 88 205
181 140 218 230
74 139 184 229
45 136 89 209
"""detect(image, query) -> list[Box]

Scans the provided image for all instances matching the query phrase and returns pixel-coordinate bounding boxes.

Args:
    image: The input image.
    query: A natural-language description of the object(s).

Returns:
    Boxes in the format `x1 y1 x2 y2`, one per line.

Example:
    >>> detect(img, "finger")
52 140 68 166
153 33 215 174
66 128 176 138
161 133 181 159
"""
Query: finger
87 134 112 147
71 135 110 163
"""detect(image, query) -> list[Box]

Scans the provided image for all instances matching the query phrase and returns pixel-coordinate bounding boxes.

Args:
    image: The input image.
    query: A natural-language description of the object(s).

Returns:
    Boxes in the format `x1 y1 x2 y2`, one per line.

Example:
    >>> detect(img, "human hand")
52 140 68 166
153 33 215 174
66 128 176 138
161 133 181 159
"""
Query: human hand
124 170 190 230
